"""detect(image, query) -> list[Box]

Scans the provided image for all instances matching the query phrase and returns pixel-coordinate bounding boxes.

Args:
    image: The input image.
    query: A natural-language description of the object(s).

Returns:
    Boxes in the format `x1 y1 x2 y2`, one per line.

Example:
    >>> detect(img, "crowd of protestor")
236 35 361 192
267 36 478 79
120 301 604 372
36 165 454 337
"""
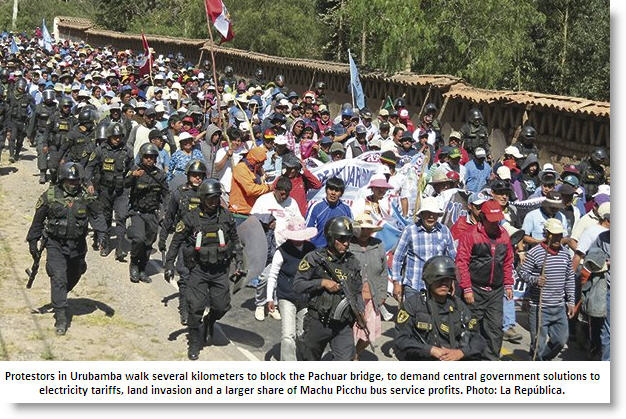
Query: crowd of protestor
0 30 610 361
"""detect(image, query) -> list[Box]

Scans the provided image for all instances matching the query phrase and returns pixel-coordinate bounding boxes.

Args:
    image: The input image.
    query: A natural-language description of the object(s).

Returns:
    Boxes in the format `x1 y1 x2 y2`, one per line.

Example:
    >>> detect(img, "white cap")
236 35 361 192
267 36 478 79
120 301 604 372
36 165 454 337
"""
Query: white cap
274 135 288 145
279 98 290 107
171 82 183 90
474 147 486 157
169 91 179 100
504 145 523 158
496 166 511 180
542 163 555 171
593 184 610 197
178 132 194 142
416 197 444 216
154 103 165 113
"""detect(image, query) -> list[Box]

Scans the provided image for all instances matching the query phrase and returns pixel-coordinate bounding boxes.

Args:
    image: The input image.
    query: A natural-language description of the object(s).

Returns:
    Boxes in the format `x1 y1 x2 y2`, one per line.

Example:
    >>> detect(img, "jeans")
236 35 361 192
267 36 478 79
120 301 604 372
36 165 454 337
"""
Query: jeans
502 296 516 331
529 303 569 361
278 299 306 361
600 289 610 361
255 264 273 307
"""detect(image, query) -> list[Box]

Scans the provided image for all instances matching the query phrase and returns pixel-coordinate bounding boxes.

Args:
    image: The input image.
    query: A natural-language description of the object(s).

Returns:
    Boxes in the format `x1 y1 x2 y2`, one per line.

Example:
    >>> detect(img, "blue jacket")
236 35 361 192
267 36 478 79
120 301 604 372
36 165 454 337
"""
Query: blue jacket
305 198 353 248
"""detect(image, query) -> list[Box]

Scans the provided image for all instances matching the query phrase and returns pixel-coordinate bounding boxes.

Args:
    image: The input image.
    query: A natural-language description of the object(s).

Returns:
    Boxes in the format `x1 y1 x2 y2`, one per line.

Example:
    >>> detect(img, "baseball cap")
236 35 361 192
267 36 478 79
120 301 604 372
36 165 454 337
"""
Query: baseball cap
449 131 462 141
474 147 486 158
330 142 345 154
320 136 333 145
544 218 565 235
597 202 610 220
449 147 462 159
558 184 576 196
592 184 610 197
341 108 354 117
378 109 389 117
469 192 488 206
399 109 409 119
481 200 504 223
496 166 511 180
504 145 523 158
380 150 398 166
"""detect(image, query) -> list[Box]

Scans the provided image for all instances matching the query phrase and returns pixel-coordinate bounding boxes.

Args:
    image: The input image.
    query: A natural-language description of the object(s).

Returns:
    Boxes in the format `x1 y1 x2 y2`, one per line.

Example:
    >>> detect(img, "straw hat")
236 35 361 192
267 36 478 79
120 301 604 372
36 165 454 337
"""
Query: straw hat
353 213 383 232
416 197 444 216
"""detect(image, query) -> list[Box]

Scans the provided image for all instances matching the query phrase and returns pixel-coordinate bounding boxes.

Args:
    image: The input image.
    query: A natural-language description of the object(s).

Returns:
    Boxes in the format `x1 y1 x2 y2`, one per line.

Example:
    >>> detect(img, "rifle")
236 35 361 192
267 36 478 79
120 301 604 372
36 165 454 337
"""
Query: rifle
319 259 375 353
26 236 48 289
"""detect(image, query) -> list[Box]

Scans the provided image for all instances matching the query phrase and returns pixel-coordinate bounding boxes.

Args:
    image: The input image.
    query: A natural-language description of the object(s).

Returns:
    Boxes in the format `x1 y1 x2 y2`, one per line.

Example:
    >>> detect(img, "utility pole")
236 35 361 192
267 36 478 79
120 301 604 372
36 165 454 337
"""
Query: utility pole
12 0 19 31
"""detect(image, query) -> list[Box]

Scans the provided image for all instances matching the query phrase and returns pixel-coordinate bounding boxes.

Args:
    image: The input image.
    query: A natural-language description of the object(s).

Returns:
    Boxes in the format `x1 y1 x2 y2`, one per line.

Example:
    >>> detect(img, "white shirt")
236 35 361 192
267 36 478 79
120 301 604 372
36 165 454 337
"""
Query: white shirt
250 191 301 246
215 146 245 195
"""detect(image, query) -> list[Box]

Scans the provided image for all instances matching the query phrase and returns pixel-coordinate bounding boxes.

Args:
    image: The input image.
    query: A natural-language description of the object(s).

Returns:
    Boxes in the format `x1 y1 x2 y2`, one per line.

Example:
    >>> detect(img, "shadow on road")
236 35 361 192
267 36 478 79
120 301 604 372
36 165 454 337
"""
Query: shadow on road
219 323 265 348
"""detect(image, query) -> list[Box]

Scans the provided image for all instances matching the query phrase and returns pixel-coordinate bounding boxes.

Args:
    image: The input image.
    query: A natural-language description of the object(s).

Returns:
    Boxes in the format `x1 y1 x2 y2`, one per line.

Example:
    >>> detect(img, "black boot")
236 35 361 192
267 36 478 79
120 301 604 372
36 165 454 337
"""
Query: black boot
115 250 127 262
129 262 140 283
53 308 68 336
203 313 217 345
187 328 202 360
100 237 113 257
39 171 47 184
139 271 152 283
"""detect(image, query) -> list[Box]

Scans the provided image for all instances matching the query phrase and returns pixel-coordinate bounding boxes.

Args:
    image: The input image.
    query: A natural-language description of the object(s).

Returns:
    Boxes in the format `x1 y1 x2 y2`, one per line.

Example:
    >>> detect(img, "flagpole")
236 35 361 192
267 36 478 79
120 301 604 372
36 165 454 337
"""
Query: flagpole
204 0 231 149
348 49 355 109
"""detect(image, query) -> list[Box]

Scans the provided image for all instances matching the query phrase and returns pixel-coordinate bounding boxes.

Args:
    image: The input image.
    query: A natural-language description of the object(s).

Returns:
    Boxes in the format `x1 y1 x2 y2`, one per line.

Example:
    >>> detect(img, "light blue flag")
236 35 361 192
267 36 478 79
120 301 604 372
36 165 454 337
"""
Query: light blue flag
42 18 53 52
10 38 18 54
348 49 365 109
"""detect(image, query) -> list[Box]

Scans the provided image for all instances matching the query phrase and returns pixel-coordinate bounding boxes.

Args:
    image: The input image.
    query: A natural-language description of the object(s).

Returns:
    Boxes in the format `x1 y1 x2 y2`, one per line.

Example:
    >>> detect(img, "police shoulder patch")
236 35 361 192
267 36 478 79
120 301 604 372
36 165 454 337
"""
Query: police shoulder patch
175 221 185 233
298 259 311 272
468 318 478 330
88 151 96 161
396 309 410 324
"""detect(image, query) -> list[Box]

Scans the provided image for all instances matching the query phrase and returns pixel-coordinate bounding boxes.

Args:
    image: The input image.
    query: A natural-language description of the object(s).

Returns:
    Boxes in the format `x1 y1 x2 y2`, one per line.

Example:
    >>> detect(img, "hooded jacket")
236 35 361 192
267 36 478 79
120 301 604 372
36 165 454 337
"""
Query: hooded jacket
229 147 272 215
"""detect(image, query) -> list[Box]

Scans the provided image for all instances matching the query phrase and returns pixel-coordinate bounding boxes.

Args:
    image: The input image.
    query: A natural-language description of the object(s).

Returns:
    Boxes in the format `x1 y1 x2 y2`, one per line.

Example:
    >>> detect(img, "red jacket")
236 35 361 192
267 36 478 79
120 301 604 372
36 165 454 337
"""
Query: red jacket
274 168 323 216
450 215 475 241
455 223 514 293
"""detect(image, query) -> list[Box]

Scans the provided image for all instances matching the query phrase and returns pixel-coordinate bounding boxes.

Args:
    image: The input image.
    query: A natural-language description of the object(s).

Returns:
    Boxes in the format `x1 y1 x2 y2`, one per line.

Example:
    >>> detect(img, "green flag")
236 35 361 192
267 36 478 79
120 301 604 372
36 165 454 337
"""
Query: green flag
382 96 394 111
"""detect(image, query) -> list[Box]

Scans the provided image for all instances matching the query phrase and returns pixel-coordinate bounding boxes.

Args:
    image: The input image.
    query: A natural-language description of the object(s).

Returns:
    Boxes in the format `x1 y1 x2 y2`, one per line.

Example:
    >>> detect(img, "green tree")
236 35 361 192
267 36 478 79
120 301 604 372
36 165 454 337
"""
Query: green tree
0 0 96 33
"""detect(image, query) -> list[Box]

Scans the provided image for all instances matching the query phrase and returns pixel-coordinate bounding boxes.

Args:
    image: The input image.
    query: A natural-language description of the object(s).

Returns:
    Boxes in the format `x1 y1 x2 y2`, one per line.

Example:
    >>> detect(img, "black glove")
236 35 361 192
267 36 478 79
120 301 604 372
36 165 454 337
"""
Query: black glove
158 235 167 253
164 264 175 282
28 240 39 259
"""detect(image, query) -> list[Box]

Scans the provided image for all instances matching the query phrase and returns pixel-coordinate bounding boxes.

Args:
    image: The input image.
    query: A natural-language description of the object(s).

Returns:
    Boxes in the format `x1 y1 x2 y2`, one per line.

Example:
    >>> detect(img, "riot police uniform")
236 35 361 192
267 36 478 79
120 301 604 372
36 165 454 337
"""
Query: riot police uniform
515 125 539 159
7 78 34 162
394 256 485 361
165 179 244 360
460 108 489 156
125 143 168 283
0 86 6 155
60 108 96 168
26 162 107 335
46 98 74 183
85 123 134 260
293 216 365 361
577 147 608 200
160 160 206 325
27 89 57 183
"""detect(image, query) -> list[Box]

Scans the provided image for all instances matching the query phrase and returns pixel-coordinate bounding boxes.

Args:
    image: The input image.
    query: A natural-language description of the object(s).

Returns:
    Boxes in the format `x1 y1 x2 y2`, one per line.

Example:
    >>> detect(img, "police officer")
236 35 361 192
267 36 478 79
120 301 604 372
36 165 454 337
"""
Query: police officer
394 255 485 361
85 122 134 260
26 162 107 335
59 107 96 168
293 216 365 361
28 88 57 183
223 66 237 92
159 159 207 325
46 97 75 184
516 125 539 159
0 85 6 156
315 81 328 106
460 108 489 157
7 78 34 162
164 179 244 360
250 68 266 89
577 147 608 200
125 143 168 283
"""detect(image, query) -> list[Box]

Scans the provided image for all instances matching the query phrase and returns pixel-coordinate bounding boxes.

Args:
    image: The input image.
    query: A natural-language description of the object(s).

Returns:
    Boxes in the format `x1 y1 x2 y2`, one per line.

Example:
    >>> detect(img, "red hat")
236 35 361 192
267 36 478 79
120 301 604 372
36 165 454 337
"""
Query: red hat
182 116 194 124
481 200 504 223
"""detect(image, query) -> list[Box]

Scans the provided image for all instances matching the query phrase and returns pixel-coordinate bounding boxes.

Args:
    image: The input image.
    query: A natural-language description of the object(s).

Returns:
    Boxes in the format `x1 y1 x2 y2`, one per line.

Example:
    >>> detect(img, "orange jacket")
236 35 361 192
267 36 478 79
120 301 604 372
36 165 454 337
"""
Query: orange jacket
229 147 273 215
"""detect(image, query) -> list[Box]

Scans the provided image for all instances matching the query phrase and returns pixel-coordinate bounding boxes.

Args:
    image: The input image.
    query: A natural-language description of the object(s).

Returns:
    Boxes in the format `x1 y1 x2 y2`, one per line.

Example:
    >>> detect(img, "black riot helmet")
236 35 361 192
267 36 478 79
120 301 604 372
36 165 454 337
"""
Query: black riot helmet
422 255 457 289
58 162 84 195
78 108 93 125
60 97 73 112
424 102 437 115
468 108 483 125
0 68 8 81
198 178 222 197
520 125 537 143
394 97 406 109
275 74 285 87
16 77 28 93
139 142 159 158
591 147 609 166
42 89 56 104
224 65 234 77
186 159 207 186
95 124 108 142
106 122 125 139
255 68 264 79
324 216 354 246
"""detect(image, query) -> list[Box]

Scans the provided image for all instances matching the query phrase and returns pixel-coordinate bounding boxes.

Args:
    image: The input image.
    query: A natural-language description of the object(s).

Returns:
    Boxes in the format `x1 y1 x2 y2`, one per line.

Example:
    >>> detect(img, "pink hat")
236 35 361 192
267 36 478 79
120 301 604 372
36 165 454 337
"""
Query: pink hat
280 219 317 242
368 177 393 189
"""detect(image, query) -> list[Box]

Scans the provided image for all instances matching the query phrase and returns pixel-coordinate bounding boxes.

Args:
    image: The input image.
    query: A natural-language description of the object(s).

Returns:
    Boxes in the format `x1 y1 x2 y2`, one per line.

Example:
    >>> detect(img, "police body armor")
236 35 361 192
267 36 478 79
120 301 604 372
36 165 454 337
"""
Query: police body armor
182 208 235 267
34 103 56 134
461 124 489 154
97 145 129 191
44 186 93 240
50 113 72 148
176 184 201 219
580 162 605 198
65 128 94 163
10 92 30 122
129 168 166 213
406 291 474 352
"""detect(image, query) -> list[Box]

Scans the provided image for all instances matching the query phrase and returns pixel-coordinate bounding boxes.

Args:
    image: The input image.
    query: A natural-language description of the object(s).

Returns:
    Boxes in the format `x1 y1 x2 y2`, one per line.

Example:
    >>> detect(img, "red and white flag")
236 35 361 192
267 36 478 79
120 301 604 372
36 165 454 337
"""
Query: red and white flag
204 0 234 43
138 32 153 77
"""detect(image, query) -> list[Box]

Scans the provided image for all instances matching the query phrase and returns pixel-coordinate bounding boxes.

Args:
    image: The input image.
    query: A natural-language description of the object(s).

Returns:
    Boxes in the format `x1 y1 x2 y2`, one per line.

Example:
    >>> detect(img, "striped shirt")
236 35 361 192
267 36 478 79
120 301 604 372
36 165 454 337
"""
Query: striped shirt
392 221 456 291
519 244 575 306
